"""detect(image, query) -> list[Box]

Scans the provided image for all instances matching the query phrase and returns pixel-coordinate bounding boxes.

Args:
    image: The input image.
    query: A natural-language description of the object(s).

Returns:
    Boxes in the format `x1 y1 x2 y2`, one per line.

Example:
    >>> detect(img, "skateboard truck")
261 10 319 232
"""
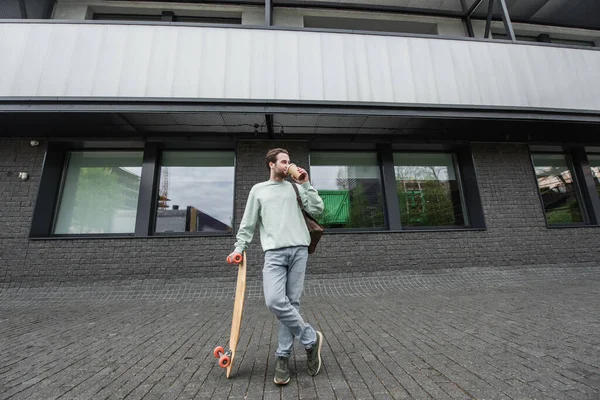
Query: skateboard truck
213 346 232 368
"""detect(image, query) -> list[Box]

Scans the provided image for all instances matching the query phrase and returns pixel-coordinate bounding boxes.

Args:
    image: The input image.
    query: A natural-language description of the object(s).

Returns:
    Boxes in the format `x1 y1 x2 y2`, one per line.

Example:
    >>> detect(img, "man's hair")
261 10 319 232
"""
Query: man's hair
265 148 289 171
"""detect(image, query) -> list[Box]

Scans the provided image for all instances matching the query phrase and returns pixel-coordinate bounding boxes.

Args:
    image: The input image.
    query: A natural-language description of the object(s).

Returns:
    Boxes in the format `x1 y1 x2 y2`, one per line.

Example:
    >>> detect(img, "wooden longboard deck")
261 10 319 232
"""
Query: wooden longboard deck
226 251 247 378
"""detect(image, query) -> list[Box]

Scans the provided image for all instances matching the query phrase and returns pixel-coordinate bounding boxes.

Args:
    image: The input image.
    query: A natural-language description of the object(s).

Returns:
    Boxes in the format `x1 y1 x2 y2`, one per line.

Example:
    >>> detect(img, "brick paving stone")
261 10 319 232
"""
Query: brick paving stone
1 267 600 399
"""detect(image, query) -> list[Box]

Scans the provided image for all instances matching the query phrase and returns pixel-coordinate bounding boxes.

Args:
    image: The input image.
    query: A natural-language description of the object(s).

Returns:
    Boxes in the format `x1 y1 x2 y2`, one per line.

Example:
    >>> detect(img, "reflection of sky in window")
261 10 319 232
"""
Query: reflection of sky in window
311 166 344 190
395 166 450 181
119 167 142 177
392 154 455 181
161 167 234 225
311 165 380 190
534 166 569 178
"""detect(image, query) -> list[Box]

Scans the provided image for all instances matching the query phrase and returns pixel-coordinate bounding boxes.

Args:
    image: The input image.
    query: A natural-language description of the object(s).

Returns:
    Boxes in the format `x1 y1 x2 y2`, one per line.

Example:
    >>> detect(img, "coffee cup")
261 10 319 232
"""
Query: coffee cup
287 163 306 180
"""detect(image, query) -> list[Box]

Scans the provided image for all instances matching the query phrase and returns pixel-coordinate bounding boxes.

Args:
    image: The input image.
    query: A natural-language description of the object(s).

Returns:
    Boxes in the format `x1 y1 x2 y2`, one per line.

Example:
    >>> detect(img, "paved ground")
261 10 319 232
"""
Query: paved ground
1 266 600 400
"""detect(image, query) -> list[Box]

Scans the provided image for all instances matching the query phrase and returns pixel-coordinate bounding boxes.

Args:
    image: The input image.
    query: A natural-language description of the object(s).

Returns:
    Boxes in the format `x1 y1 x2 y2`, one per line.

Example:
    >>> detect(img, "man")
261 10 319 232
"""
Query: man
227 148 325 385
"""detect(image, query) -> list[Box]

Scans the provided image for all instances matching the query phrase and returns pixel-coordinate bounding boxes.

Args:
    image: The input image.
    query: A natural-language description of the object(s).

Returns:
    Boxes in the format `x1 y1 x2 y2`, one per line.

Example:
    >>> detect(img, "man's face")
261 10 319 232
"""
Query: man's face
271 153 290 177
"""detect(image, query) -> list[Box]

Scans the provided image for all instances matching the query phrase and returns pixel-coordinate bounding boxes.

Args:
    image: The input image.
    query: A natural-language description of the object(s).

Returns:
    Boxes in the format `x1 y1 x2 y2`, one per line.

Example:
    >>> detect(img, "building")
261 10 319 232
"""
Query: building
1 0 599 284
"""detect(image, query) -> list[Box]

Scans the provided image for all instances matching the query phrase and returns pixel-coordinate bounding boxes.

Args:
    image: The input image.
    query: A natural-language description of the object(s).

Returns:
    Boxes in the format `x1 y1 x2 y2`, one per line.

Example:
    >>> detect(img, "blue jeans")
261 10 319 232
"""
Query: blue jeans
263 246 317 358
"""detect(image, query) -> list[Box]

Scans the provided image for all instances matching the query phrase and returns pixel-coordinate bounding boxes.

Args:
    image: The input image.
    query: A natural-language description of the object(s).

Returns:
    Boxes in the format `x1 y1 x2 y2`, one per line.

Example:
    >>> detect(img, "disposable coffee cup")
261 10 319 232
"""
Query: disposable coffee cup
287 163 306 180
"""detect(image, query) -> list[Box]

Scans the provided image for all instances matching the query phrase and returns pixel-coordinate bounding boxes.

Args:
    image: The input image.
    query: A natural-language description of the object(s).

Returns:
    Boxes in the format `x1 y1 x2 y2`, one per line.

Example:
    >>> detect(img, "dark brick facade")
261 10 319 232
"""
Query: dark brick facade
1 139 599 285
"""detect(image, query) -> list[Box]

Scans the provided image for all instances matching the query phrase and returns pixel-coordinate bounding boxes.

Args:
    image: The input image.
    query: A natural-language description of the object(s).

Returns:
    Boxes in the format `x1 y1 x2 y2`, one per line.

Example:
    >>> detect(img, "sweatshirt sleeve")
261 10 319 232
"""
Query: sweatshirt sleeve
300 182 324 219
233 187 260 254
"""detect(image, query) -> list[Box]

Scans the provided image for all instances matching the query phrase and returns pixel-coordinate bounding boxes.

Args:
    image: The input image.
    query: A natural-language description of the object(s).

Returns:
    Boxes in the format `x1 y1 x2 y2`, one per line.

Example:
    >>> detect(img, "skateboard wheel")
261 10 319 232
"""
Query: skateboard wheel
227 254 243 264
213 346 224 359
219 355 230 368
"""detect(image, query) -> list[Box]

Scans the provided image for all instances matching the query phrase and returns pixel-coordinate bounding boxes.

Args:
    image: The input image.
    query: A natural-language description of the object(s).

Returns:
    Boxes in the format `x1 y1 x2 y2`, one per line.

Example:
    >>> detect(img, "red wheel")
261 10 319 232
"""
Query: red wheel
214 346 224 359
219 355 230 368
226 253 243 264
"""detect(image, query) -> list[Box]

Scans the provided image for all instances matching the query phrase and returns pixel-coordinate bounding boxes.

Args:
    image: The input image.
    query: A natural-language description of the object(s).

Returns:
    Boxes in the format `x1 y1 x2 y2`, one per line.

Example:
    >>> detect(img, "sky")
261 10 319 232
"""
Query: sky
160 166 234 226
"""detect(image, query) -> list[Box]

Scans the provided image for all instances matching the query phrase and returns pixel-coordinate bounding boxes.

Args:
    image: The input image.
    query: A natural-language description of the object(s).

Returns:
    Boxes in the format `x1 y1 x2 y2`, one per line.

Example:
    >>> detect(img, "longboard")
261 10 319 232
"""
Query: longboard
213 251 247 378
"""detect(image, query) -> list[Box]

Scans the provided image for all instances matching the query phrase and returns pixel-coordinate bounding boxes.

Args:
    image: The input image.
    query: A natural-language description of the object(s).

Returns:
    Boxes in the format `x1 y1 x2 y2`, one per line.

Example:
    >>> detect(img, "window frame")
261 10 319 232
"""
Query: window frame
587 153 600 192
308 144 485 233
152 149 236 236
530 151 588 227
529 147 600 228
391 151 470 230
92 12 243 26
578 148 600 225
30 142 236 239
309 149 388 232
51 148 144 237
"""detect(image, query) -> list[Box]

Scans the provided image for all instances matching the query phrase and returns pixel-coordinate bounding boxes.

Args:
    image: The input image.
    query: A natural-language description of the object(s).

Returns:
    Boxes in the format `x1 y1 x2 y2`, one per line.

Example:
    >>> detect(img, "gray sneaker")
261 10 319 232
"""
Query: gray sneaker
306 331 323 376
274 356 290 385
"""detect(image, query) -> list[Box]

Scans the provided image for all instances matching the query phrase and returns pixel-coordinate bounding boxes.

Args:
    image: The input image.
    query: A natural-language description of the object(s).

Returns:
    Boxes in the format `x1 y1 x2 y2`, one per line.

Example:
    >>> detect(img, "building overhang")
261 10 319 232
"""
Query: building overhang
1 104 599 145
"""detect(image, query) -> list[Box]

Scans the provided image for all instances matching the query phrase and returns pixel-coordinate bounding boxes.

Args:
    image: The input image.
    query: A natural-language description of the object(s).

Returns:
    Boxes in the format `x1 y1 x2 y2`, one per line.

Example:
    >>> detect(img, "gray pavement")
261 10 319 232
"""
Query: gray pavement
1 265 600 400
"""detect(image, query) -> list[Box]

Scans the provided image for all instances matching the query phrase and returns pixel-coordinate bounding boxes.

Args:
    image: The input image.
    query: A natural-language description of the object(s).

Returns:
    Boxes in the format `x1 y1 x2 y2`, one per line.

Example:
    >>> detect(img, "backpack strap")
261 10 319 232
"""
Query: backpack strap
290 182 304 211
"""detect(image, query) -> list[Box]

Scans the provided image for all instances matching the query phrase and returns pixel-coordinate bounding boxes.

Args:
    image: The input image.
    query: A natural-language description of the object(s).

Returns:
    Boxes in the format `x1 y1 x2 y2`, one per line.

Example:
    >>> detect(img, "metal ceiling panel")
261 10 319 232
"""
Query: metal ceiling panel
124 113 178 126
314 127 364 134
0 112 135 134
278 126 317 134
361 116 413 128
274 114 320 127
315 115 368 127
170 113 226 127
471 0 599 29
357 127 398 134
140 124 229 132
220 113 265 126
509 0 550 18
0 1 22 18
406 118 446 128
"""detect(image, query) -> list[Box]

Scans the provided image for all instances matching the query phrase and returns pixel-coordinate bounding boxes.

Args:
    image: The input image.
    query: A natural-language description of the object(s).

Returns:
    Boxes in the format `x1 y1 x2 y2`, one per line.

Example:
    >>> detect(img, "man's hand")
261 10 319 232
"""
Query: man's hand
227 251 243 264
292 166 309 184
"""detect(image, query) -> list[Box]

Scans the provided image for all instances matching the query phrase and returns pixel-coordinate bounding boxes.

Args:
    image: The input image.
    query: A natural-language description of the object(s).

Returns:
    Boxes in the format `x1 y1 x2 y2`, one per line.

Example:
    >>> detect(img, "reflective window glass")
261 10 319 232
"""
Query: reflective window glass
532 154 584 224
54 151 142 234
155 151 234 233
394 153 466 227
588 154 600 198
310 152 385 229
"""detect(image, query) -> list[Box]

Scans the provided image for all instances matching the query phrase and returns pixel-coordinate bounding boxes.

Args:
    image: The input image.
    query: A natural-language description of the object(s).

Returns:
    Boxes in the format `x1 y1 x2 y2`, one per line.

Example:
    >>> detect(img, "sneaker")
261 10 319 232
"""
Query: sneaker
273 356 290 385
306 331 323 376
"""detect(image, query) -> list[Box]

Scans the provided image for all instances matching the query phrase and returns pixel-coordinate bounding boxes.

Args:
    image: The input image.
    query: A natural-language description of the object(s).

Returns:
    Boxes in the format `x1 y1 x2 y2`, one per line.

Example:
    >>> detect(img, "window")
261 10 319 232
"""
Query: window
393 153 466 227
551 38 596 47
532 154 585 225
304 16 438 35
155 151 234 233
492 33 538 42
92 11 242 25
31 145 236 238
310 152 385 229
588 154 600 198
492 32 596 47
54 151 143 234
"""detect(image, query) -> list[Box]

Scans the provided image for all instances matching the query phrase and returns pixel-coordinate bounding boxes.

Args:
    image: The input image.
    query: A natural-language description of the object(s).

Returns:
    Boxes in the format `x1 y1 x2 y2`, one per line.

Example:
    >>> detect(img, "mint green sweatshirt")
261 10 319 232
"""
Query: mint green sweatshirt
234 180 324 254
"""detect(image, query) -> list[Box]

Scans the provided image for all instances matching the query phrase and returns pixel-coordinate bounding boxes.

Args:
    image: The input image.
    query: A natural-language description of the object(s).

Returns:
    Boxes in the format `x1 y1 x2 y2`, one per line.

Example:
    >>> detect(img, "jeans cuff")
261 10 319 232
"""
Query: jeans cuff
301 326 317 349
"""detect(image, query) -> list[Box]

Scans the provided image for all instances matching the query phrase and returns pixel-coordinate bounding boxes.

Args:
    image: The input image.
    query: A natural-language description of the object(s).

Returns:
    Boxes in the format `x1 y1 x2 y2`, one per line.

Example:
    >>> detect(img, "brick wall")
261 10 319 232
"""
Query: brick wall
1 139 599 285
